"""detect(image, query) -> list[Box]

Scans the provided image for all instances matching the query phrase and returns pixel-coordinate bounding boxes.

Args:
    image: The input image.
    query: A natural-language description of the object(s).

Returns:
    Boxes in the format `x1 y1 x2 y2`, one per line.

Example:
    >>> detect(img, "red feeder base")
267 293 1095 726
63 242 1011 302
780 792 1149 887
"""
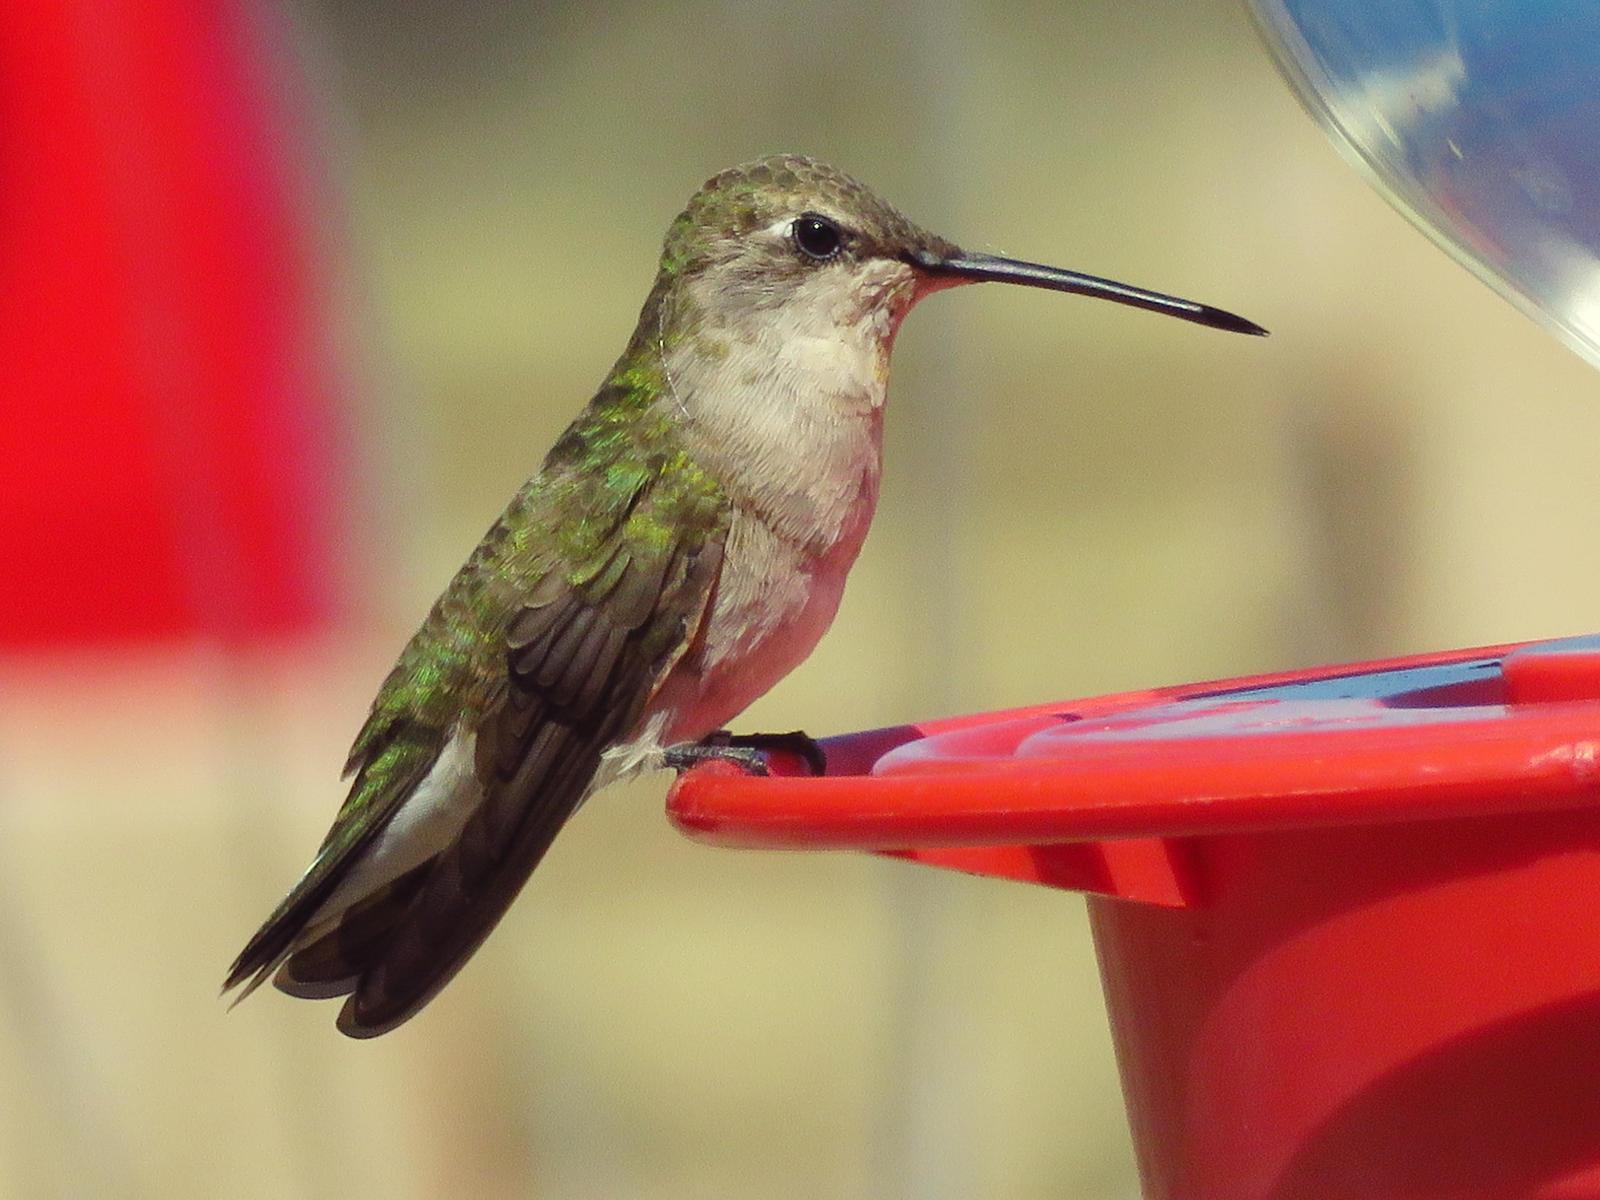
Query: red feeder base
668 636 1600 1199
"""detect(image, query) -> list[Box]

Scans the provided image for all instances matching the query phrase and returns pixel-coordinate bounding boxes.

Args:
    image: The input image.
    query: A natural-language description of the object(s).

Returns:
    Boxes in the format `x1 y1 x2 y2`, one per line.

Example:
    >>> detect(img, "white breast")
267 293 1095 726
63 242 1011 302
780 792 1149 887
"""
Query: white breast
644 258 914 744
654 355 886 736
662 479 876 742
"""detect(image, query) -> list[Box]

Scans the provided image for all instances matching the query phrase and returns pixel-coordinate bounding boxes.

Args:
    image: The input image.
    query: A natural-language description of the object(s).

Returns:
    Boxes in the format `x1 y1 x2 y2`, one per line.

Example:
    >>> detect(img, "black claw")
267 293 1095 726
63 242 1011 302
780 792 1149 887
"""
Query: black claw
724 730 827 776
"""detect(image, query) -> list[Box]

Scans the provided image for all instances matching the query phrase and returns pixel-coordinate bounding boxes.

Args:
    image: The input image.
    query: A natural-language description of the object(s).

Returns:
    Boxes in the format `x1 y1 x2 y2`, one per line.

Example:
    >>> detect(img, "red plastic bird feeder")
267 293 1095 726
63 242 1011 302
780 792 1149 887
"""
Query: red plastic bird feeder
668 635 1600 1199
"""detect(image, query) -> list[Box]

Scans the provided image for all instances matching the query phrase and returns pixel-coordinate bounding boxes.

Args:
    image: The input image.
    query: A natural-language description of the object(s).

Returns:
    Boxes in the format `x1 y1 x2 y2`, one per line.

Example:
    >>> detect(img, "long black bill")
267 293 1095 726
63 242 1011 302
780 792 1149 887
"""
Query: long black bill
912 250 1267 336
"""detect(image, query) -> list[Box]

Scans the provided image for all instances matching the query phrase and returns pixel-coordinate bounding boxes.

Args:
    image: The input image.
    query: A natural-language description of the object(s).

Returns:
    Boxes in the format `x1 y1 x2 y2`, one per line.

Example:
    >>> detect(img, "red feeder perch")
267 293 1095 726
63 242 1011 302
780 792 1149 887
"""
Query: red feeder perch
668 635 1600 1199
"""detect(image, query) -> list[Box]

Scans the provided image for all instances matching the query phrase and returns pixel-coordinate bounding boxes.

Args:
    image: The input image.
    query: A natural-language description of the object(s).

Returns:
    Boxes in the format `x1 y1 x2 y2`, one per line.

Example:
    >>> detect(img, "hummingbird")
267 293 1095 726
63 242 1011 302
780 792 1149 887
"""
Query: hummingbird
225 154 1264 1037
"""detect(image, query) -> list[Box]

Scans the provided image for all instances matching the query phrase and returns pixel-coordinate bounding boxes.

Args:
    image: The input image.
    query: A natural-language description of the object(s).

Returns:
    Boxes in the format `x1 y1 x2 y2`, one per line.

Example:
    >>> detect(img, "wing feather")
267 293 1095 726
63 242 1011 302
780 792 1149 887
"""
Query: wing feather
275 469 727 1036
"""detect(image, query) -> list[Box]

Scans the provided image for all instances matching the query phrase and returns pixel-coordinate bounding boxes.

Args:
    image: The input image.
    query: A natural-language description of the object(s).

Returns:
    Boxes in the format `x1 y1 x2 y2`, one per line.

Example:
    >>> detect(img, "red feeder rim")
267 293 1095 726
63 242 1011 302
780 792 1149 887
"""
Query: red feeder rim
666 635 1600 907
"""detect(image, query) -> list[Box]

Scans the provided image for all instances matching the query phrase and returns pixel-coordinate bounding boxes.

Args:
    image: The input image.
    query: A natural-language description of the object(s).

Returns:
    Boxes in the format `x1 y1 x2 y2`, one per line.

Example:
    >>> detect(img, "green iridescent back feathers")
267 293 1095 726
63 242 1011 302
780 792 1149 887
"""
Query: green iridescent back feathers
346 325 726 785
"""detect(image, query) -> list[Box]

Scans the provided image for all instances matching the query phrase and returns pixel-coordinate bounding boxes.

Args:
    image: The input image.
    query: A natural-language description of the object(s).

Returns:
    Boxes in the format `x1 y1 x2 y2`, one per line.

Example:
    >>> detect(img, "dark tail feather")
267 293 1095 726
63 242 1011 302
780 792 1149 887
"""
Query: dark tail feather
273 864 433 1000
223 727 441 1004
333 729 605 1038
223 843 363 1003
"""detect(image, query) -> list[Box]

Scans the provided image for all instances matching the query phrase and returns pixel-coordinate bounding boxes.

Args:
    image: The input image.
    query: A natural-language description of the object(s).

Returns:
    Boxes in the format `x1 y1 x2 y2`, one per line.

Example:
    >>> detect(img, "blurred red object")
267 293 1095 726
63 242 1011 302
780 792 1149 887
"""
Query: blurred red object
0 0 346 648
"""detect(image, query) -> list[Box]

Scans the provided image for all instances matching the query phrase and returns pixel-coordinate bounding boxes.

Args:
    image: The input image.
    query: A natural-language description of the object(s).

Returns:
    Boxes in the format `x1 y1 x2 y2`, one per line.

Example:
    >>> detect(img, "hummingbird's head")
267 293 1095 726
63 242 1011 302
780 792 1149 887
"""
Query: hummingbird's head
656 155 961 349
654 155 1266 350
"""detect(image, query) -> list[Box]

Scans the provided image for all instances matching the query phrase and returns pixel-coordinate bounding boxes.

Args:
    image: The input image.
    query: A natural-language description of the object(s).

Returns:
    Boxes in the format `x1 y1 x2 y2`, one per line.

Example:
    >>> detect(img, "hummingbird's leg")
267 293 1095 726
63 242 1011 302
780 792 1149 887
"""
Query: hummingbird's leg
661 729 826 777
661 735 770 776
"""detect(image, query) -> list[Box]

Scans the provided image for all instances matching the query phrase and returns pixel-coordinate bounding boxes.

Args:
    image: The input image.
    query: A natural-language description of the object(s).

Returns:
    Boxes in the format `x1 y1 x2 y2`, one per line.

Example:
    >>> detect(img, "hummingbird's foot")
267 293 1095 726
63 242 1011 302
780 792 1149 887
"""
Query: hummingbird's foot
662 739 770 776
662 729 827 777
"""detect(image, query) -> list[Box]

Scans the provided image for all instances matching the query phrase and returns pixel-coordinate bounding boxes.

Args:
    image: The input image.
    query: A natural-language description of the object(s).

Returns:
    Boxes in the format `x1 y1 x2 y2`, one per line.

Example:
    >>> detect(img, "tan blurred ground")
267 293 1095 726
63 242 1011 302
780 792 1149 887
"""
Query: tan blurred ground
5 1 1600 1197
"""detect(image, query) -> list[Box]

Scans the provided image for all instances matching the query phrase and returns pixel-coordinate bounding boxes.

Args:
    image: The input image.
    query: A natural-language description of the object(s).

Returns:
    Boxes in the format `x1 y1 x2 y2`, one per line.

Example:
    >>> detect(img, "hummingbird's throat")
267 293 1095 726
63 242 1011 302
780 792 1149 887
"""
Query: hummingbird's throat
846 260 923 351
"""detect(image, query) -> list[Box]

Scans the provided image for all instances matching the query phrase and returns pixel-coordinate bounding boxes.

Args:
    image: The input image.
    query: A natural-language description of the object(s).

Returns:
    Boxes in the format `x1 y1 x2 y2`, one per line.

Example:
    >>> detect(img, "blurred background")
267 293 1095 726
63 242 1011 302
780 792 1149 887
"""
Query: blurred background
4 0 1600 1197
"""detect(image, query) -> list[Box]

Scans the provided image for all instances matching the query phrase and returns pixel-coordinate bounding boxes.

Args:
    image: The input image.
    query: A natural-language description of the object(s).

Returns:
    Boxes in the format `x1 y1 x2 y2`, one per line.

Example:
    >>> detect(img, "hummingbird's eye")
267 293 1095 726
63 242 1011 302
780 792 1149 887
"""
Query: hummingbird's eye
792 214 843 261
